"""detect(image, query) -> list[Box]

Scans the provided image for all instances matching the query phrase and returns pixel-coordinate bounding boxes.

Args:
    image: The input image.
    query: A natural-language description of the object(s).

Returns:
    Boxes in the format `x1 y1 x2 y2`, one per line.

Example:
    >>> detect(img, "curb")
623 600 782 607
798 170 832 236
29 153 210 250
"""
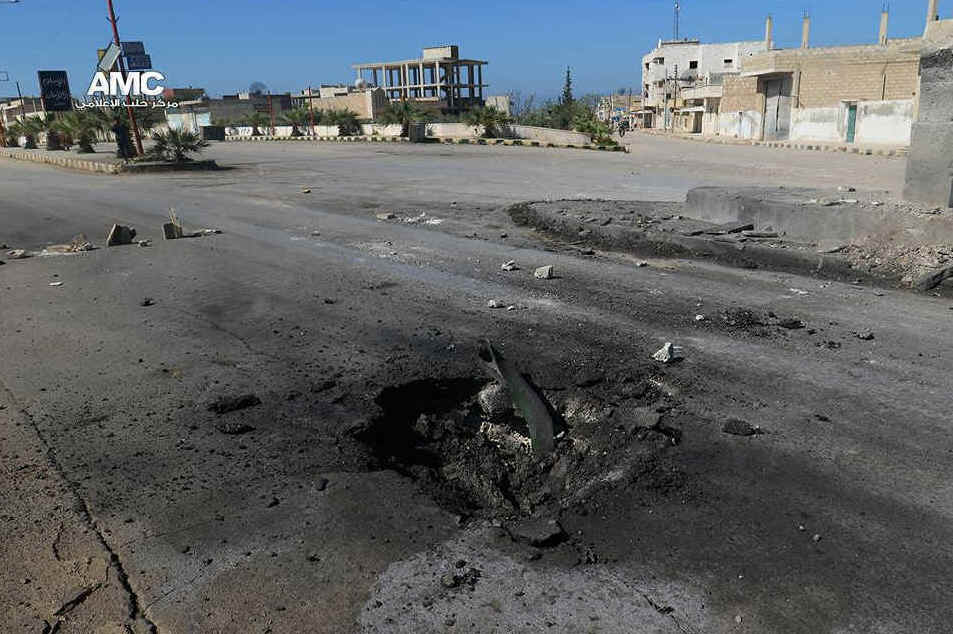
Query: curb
632 131 907 158
507 201 884 285
223 135 628 153
0 149 219 175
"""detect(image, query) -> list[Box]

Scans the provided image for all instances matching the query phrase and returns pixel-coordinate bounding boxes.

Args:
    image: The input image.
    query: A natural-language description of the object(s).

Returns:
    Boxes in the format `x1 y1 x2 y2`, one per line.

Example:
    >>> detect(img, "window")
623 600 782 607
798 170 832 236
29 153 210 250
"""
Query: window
654 57 665 64
645 63 650 71
689 60 699 70
665 93 672 100
724 58 734 65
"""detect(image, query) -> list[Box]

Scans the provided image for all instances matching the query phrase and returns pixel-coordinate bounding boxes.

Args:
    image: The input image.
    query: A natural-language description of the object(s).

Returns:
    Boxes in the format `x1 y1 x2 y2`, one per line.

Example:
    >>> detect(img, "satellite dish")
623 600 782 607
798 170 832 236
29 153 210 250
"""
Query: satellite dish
249 81 268 96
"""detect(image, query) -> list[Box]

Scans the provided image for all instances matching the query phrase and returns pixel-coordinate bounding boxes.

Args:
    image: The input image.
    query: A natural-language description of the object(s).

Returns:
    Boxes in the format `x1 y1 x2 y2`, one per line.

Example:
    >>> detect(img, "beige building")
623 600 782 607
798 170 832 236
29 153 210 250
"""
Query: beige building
353 45 488 113
292 86 389 120
648 2 953 147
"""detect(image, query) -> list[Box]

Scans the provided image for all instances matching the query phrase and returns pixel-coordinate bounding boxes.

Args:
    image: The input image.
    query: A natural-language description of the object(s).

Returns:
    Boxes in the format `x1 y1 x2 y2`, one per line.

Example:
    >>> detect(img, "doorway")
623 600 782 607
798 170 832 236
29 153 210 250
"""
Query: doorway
763 75 793 141
846 103 858 143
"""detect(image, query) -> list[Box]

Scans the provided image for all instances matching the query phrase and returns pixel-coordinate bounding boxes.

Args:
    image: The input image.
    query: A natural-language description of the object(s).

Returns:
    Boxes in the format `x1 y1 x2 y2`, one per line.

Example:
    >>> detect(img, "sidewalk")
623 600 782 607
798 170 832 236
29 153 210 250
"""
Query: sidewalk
628 129 907 158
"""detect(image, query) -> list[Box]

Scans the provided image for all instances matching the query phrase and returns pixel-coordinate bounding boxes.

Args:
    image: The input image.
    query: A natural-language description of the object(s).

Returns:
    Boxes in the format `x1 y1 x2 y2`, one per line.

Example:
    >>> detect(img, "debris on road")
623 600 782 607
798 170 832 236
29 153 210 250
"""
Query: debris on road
778 318 805 330
501 260 519 271
301 188 312 194
140 297 155 307
652 343 681 363
506 517 566 547
854 329 875 341
106 224 137 247
914 266 953 292
69 234 94 252
534 265 555 279
487 299 506 309
138 239 152 247
812 534 823 543
636 261 649 268
481 341 555 455
215 421 256 435
207 393 262 415
7 249 30 259
722 418 762 437
48 281 63 287
695 314 707 322
376 212 397 221
164 208 184 239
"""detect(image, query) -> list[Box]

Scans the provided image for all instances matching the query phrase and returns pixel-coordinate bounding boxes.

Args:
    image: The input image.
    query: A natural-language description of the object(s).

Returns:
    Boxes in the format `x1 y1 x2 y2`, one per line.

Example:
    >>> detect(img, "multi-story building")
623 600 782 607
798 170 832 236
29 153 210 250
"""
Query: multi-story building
641 37 768 129
352 45 489 113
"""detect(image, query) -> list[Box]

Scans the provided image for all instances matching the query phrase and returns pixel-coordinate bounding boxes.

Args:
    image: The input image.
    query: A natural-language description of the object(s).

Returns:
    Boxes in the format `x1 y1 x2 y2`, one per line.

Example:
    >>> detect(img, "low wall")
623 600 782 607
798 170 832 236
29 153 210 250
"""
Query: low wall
361 123 403 137
717 110 763 139
427 122 477 138
855 99 913 146
686 186 953 245
507 125 591 145
228 125 340 137
791 107 842 142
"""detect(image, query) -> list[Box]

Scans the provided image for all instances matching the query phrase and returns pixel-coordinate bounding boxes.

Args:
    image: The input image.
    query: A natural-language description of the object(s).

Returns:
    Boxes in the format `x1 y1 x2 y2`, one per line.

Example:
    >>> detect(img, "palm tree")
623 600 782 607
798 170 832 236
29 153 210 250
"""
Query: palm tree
147 128 209 162
281 107 314 136
244 112 271 136
54 111 98 153
378 100 424 137
11 117 43 149
324 109 360 136
463 106 512 138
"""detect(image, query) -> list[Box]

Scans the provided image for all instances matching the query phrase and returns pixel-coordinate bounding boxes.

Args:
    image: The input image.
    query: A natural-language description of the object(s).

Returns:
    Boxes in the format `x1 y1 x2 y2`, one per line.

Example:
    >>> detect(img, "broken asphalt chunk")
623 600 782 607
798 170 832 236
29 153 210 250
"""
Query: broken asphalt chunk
652 343 681 363
500 260 519 271
207 393 261 415
106 224 136 247
722 418 762 437
534 265 555 279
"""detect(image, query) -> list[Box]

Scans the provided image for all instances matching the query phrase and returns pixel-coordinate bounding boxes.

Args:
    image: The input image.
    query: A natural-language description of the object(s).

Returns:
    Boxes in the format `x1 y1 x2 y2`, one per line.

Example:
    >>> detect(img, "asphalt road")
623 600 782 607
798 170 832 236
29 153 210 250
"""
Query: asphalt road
1 139 949 634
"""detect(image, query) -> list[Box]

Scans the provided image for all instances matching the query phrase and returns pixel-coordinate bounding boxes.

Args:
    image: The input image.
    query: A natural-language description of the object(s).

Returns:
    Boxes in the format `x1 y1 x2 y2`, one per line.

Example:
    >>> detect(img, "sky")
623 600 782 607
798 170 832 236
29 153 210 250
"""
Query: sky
0 0 940 100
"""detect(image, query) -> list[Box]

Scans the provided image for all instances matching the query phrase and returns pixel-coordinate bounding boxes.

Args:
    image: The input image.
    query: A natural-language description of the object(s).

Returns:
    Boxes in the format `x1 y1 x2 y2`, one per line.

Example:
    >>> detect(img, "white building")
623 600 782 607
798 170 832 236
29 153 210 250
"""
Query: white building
641 38 768 129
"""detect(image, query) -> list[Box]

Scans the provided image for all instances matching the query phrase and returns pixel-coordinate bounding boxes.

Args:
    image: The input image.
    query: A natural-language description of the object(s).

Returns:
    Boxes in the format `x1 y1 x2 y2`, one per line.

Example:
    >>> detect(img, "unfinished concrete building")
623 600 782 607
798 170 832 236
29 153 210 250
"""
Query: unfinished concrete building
352 45 488 112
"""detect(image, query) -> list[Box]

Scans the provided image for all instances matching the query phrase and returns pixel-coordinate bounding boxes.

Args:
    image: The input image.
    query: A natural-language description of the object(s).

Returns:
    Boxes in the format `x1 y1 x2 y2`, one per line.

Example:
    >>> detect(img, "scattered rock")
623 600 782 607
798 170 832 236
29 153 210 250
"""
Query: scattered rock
635 261 649 268
722 418 762 437
6 249 29 259
301 188 312 194
500 260 519 271
652 343 680 363
735 615 744 624
106 224 136 247
695 314 706 322
914 266 953 292
478 382 512 420
215 421 256 435
507 518 566 548
138 239 152 247
267 497 280 508
854 329 875 341
376 212 397 221
48 281 63 287
140 297 155 307
487 299 506 309
777 318 805 330
812 533 822 543
534 265 555 279
207 393 261 415
315 477 329 492
69 234 94 252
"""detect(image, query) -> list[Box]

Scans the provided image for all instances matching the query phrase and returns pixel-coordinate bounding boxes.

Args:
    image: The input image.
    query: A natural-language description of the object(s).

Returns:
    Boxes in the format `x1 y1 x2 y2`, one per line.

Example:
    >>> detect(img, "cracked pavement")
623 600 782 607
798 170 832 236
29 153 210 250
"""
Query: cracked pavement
2 138 951 633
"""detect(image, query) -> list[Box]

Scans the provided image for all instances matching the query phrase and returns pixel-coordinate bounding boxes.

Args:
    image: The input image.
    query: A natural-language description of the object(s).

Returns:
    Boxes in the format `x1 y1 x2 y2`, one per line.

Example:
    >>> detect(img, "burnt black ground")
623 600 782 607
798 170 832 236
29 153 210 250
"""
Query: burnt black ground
1 140 950 633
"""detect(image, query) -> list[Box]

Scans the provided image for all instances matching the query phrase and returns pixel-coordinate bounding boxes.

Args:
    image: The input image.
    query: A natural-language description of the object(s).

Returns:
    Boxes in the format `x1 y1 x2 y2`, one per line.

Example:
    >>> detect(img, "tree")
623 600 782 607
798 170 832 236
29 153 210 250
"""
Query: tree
378 100 424 136
561 67 574 107
11 117 43 149
147 128 209 162
244 111 271 136
463 106 511 138
53 111 98 153
324 108 361 136
281 107 313 136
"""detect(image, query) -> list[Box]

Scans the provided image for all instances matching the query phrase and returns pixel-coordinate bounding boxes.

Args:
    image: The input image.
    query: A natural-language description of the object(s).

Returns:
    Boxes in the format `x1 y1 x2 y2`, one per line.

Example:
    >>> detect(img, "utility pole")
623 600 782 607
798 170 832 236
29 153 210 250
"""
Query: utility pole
107 0 143 156
16 80 24 122
307 85 315 136
268 94 275 135
674 1 680 40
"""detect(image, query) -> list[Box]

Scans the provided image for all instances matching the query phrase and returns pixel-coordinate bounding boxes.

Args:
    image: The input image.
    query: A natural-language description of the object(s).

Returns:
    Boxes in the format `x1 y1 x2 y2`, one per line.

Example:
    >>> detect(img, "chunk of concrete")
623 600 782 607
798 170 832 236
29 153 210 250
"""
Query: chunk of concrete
534 265 555 279
904 42 953 208
106 224 136 247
